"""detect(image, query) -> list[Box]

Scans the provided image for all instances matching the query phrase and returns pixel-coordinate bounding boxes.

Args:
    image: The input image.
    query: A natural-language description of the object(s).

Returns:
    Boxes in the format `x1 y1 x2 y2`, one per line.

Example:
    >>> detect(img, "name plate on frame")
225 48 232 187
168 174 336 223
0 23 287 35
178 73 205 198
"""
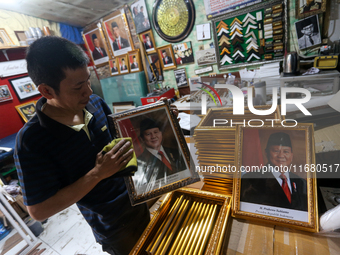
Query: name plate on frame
195 66 213 75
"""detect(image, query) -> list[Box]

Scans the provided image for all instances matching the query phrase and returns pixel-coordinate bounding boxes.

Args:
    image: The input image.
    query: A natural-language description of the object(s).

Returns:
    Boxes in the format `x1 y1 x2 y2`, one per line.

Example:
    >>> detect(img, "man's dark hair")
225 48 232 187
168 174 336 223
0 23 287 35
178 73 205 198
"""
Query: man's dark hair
26 36 89 94
140 118 161 138
91 33 97 42
111 22 119 29
122 58 125 61
162 50 166 54
265 132 292 154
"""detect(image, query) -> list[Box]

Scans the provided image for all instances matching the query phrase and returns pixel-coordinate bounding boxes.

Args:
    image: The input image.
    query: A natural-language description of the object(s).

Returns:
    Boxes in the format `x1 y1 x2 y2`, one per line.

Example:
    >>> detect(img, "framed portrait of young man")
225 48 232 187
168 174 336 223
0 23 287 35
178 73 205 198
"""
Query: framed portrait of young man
102 9 134 57
130 0 151 34
108 101 200 205
157 45 177 70
83 24 110 67
232 124 318 232
117 54 130 74
109 57 120 76
139 30 156 54
128 49 142 73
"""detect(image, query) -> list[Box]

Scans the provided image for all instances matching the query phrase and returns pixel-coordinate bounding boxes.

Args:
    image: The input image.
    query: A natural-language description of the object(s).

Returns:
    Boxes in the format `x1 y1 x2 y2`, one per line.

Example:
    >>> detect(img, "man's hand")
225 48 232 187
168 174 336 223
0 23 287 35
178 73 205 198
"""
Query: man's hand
94 139 133 180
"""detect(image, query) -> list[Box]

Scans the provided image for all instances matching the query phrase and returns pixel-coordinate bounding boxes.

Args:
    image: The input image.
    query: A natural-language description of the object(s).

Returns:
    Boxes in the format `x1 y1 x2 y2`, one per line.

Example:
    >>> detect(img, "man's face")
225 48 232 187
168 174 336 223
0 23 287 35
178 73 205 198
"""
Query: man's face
146 36 150 42
52 66 92 113
113 26 120 38
142 127 162 150
268 145 293 167
302 24 313 36
113 62 116 67
93 38 100 48
163 51 167 58
122 60 125 65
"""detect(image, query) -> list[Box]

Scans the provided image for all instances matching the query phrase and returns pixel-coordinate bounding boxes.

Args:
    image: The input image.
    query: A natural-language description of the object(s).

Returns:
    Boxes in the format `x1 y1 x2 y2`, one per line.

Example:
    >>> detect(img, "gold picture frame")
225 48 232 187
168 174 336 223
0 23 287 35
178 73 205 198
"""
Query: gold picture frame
117 54 130 74
157 44 177 71
296 0 327 19
108 101 200 205
15 101 37 122
109 57 120 76
130 188 231 255
128 49 142 73
102 9 134 57
83 23 110 67
0 28 15 47
139 29 156 54
232 124 319 232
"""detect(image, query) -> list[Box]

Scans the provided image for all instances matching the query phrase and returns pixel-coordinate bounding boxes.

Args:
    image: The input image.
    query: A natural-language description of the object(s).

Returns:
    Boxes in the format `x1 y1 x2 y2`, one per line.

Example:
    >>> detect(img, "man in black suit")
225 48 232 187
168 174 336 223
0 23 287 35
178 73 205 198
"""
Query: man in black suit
144 35 153 49
111 60 118 73
134 118 187 193
111 22 130 51
91 34 107 60
240 132 308 211
130 56 138 69
162 50 173 65
120 58 128 71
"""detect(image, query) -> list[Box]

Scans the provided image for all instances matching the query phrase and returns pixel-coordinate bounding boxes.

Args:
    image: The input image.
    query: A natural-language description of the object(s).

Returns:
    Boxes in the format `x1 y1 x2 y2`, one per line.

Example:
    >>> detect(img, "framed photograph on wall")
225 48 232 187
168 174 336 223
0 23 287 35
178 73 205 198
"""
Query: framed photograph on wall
14 31 27 43
196 48 217 66
83 24 110 67
232 124 318 232
9 75 40 101
0 28 15 47
102 9 134 57
109 58 120 76
157 45 177 70
109 101 200 205
0 85 13 103
128 49 142 73
174 68 188 87
15 100 37 122
139 30 156 53
117 54 129 74
172 41 194 65
196 23 211 40
296 0 327 19
295 15 322 50
130 0 151 34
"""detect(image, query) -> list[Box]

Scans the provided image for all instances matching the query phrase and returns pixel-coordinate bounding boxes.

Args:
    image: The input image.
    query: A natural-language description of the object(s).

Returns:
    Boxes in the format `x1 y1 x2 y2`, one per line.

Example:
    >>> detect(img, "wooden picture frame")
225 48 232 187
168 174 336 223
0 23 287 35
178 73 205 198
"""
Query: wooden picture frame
0 85 13 103
174 68 189 88
157 45 177 70
128 49 142 73
109 57 120 76
172 41 194 65
83 23 110 67
108 101 200 205
130 0 151 34
8 75 40 101
296 0 326 19
102 10 134 57
117 54 130 74
232 124 318 232
295 14 322 50
139 30 156 54
14 31 27 42
0 28 15 47
113 105 136 113
15 100 37 122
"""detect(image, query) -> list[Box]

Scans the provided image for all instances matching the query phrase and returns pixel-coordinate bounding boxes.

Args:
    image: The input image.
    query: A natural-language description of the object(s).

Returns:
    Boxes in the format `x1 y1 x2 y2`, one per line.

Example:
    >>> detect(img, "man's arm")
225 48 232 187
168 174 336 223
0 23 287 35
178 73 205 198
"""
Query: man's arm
27 139 133 221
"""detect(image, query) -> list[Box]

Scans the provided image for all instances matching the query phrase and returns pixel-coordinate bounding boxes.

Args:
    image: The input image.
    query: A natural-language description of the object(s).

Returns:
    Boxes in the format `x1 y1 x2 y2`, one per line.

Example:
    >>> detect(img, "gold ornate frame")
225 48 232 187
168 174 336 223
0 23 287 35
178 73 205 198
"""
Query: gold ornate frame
232 124 319 232
108 101 200 205
139 29 157 54
82 23 110 68
117 54 130 74
295 0 327 19
157 44 177 71
130 188 231 255
128 49 142 73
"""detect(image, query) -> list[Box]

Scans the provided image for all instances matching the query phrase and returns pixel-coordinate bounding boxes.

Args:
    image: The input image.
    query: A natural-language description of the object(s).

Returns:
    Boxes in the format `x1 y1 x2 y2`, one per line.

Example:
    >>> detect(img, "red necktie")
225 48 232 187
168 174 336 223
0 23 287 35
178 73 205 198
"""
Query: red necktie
280 174 291 203
118 40 121 49
99 49 103 57
165 58 168 64
158 151 172 171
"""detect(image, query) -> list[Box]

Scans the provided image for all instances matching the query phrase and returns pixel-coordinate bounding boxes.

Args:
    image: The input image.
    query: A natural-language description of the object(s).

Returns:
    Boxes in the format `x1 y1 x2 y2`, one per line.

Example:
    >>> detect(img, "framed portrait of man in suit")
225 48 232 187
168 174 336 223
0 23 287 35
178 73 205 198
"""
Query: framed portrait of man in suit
128 49 142 73
139 30 156 53
102 9 134 57
109 57 120 76
233 124 318 232
157 44 177 70
83 24 110 67
108 101 200 205
117 54 130 74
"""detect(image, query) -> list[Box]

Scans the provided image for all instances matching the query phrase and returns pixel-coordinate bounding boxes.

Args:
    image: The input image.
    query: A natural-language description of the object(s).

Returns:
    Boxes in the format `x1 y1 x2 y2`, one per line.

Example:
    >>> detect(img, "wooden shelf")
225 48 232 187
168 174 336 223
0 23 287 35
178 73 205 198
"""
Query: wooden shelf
0 46 28 50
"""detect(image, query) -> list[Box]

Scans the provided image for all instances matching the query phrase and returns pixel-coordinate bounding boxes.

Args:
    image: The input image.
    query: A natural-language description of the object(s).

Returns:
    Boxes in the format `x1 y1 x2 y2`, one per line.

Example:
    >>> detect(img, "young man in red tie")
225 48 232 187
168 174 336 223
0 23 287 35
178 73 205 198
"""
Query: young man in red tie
91 34 107 60
162 50 173 65
111 21 130 51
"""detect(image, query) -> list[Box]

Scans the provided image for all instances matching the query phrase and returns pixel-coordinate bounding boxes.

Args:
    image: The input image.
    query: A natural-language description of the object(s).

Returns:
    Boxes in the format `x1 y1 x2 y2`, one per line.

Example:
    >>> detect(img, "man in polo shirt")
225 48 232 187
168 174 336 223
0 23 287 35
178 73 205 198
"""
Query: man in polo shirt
240 132 308 211
14 36 150 255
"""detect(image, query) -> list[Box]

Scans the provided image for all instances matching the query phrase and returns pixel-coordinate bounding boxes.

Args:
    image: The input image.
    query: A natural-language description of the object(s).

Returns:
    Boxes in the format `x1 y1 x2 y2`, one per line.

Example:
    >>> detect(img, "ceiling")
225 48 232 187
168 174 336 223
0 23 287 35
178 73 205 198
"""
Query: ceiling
0 0 132 27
